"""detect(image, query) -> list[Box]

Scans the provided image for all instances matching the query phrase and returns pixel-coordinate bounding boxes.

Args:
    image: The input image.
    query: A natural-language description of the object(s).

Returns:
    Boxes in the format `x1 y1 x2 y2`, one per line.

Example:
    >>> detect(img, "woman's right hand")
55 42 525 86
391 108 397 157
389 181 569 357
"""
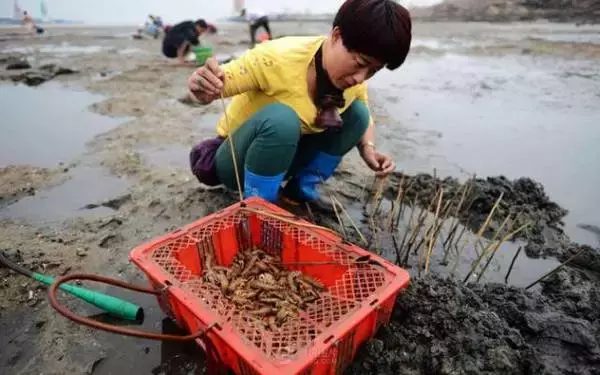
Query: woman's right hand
188 57 224 104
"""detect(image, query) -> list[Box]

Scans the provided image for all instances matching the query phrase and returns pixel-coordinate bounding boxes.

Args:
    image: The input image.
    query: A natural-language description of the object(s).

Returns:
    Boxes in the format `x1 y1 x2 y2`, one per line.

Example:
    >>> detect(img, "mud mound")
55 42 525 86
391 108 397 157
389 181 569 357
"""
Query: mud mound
541 267 600 326
386 173 568 245
525 241 600 274
560 244 600 274
0 165 65 208
0 54 78 87
346 273 600 375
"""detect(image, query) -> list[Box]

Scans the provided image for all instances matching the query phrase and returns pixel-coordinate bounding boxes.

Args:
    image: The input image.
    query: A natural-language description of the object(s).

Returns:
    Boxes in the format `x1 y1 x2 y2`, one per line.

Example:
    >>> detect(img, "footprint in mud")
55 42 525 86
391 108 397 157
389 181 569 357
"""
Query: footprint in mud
82 194 131 211
99 234 125 248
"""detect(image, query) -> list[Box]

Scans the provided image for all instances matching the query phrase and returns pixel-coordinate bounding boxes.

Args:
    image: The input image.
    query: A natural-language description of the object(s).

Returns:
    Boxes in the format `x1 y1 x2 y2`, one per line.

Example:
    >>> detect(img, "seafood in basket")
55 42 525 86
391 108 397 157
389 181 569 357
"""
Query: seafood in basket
202 247 326 331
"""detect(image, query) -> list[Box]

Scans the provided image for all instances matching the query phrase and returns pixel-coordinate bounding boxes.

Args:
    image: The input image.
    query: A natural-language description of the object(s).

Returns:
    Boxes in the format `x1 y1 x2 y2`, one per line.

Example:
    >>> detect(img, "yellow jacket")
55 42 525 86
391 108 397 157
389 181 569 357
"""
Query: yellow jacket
217 36 372 137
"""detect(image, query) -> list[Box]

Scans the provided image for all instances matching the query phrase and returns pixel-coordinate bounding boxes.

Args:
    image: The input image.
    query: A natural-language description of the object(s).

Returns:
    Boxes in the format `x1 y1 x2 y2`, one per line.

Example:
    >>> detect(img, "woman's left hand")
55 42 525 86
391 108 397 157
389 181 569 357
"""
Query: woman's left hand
359 146 396 177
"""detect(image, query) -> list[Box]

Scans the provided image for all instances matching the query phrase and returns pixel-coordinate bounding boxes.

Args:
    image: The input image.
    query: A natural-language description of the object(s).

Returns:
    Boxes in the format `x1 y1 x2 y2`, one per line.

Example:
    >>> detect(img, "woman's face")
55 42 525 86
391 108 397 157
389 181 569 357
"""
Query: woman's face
326 27 384 90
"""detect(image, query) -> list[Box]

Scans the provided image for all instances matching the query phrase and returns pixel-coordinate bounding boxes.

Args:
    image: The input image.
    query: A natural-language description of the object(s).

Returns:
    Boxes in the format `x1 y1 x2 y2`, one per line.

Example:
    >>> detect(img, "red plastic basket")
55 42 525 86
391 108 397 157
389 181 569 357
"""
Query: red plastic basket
129 197 410 375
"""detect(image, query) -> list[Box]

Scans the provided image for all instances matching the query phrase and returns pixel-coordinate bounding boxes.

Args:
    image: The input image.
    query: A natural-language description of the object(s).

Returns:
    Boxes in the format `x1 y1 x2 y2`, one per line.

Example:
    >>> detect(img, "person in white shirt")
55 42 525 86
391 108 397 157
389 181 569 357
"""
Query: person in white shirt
240 8 272 47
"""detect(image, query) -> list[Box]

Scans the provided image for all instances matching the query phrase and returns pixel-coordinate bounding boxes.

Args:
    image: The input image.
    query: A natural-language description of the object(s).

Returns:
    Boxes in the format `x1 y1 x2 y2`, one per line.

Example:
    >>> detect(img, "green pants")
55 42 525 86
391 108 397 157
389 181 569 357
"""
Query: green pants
215 100 370 191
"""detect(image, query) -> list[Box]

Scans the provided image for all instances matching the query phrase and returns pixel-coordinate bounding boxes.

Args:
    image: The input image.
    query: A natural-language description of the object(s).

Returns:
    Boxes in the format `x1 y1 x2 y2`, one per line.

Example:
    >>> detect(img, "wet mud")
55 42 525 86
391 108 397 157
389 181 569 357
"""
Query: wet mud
348 270 600 375
0 165 66 208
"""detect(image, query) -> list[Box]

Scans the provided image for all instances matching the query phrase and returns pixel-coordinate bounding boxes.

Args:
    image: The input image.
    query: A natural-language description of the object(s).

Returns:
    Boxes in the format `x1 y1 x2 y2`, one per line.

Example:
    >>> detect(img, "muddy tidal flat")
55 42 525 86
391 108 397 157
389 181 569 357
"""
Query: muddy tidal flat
1 21 600 375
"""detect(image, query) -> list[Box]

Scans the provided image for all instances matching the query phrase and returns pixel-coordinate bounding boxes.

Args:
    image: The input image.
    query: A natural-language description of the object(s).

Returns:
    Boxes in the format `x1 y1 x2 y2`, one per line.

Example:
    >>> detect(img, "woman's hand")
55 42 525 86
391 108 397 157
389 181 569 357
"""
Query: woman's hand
359 145 396 177
187 57 224 104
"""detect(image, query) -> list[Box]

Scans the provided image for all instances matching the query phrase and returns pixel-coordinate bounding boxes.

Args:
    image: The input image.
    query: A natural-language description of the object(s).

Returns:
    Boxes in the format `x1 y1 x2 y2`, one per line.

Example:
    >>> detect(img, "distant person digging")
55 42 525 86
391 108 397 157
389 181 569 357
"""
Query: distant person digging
161 19 215 65
241 8 272 47
22 11 44 35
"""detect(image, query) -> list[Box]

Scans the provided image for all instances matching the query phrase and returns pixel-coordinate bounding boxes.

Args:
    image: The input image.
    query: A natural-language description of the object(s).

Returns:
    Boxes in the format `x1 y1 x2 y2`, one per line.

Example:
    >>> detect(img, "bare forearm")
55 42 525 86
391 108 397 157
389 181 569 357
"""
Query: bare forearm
359 120 376 149
177 41 189 60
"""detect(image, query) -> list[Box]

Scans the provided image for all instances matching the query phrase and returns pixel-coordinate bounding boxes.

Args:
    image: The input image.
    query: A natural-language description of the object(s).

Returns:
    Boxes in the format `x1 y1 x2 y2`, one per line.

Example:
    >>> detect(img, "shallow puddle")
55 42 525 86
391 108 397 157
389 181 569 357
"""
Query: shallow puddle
0 166 129 225
0 82 124 168
343 199 561 289
88 272 206 375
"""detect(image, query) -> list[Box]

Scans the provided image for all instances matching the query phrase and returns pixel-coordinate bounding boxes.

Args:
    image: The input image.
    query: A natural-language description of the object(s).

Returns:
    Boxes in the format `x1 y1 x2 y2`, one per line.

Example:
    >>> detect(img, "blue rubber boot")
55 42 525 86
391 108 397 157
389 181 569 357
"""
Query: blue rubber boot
283 152 342 202
243 168 285 203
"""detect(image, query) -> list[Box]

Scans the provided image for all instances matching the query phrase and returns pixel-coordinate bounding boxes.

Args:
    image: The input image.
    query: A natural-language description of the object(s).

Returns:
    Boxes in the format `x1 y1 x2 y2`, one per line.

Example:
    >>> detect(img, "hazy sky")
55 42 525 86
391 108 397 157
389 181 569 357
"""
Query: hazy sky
7 0 442 24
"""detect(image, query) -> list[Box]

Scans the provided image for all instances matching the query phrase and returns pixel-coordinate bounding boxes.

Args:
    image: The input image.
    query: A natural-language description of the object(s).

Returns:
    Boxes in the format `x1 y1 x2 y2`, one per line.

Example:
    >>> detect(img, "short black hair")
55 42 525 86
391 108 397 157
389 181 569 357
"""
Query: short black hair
195 19 208 29
333 0 412 70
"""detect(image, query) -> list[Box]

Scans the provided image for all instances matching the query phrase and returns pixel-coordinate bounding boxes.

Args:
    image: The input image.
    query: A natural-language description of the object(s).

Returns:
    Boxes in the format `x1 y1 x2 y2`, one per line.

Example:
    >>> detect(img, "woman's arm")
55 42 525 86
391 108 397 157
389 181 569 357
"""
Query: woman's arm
187 46 272 104
355 85 395 176
177 41 190 64
359 120 376 151
219 47 271 98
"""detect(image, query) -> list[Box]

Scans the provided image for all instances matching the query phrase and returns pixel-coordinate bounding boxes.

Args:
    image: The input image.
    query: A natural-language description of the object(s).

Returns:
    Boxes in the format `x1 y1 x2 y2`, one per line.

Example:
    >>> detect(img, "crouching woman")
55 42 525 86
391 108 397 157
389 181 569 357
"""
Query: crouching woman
187 0 412 204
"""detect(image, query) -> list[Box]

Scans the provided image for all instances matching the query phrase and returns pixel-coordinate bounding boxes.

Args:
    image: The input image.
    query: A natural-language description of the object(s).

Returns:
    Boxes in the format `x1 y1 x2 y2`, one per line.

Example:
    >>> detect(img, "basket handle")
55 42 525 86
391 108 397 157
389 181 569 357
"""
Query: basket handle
48 273 216 341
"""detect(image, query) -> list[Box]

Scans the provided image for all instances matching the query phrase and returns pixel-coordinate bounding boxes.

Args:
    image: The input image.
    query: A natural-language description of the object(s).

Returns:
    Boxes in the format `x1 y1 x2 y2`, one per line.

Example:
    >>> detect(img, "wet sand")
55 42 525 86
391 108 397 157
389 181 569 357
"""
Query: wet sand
1 21 599 374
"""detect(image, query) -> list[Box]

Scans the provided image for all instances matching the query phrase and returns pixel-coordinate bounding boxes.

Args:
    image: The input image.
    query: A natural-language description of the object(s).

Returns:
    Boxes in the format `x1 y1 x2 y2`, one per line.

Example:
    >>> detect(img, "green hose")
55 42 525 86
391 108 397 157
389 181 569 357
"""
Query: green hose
32 273 143 321
0 251 143 321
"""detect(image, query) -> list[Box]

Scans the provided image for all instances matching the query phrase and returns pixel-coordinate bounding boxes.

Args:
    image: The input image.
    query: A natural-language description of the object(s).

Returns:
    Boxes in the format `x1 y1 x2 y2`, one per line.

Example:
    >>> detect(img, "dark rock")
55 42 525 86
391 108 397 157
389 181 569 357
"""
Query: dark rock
10 71 52 86
8 64 78 86
39 64 77 76
6 59 31 70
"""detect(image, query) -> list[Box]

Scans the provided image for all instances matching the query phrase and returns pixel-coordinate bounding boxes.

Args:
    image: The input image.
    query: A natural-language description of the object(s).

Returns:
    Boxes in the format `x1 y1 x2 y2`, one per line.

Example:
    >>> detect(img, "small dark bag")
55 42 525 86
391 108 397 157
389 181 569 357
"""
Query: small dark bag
189 136 225 186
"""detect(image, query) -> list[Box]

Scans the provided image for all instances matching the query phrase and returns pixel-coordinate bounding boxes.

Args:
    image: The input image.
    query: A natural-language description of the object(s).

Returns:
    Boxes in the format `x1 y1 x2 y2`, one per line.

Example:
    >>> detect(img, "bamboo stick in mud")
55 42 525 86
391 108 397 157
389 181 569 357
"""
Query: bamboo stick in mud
504 246 522 284
468 192 505 256
362 175 378 209
396 176 417 229
410 185 452 255
451 193 503 276
405 189 441 259
392 232 402 265
372 176 387 218
415 195 454 259
424 189 444 275
425 196 458 269
415 201 450 262
475 211 525 283
525 248 585 290
368 215 380 255
315 174 364 244
465 222 530 284
473 213 515 283
331 195 368 246
398 193 420 266
443 174 475 254
388 174 406 232
330 196 347 239
402 205 426 265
